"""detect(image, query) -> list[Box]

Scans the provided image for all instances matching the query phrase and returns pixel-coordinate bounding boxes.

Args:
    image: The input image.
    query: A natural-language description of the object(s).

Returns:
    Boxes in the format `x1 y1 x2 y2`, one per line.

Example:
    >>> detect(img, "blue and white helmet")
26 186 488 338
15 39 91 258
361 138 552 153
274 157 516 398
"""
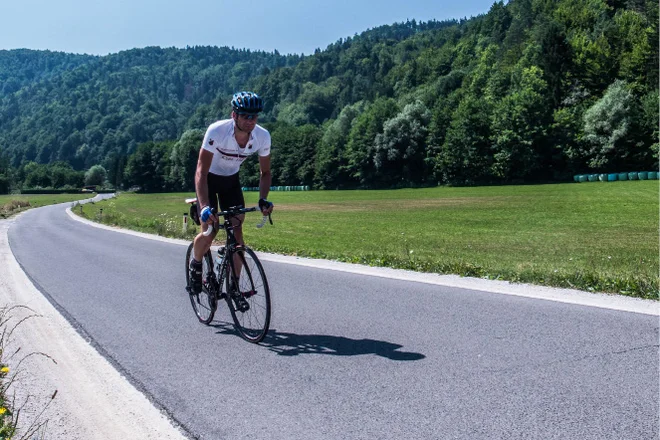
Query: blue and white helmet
231 91 264 114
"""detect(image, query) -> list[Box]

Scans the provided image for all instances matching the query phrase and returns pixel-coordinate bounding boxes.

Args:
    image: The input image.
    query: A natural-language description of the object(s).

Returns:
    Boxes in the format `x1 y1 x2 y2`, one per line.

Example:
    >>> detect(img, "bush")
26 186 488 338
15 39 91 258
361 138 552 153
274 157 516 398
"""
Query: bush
19 189 82 194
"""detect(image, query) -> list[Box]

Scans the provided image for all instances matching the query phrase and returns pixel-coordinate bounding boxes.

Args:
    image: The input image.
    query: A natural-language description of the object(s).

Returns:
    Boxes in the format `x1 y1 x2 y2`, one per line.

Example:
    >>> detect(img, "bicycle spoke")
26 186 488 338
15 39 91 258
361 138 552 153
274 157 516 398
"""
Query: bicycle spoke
227 247 271 343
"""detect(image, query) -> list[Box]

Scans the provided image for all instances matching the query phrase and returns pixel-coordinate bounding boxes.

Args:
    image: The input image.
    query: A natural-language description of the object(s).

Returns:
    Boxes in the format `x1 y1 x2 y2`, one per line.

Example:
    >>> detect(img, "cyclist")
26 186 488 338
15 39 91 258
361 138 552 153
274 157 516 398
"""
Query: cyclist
189 91 274 302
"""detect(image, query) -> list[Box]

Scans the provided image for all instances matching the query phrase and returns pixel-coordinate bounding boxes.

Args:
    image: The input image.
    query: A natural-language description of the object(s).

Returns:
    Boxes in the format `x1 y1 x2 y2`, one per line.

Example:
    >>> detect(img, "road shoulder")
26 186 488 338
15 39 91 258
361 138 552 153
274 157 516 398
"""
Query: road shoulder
0 214 188 440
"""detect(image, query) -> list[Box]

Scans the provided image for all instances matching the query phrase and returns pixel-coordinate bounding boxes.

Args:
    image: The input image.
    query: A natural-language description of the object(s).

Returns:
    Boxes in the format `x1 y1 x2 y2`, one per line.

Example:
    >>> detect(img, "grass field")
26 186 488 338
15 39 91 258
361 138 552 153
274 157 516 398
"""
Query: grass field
78 181 659 298
0 194 91 218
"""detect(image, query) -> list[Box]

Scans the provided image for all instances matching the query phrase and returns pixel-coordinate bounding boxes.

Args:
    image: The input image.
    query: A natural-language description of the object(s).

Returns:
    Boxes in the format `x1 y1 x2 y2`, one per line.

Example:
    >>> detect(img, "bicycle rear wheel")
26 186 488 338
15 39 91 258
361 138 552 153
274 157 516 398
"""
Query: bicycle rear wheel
185 243 217 324
226 247 271 343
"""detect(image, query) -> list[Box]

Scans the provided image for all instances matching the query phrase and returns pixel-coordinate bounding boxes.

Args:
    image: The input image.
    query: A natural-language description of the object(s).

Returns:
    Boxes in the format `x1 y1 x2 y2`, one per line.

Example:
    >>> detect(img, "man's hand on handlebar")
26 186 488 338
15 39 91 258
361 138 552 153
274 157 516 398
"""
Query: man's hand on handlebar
200 206 217 225
258 198 274 216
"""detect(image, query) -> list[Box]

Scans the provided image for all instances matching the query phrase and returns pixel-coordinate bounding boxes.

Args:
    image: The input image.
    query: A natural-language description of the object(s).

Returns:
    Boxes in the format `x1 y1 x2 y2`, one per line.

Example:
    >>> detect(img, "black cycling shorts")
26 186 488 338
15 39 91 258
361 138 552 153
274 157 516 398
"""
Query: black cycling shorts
203 172 245 213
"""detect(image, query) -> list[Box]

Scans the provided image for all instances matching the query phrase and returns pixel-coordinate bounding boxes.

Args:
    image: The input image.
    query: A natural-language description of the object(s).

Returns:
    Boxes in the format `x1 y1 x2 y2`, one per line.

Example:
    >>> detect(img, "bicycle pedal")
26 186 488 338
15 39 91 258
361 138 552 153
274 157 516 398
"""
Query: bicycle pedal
232 298 250 313
242 289 256 298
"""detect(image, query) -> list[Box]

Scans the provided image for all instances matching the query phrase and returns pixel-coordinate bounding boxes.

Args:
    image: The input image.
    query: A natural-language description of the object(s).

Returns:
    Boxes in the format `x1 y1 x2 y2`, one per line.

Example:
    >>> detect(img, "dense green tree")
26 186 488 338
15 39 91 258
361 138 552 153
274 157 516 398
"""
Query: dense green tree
612 9 656 90
482 1 513 43
0 151 13 194
123 142 173 192
169 129 204 191
490 66 552 181
569 32 615 94
640 89 659 165
529 19 572 106
0 175 8 194
84 165 107 187
22 162 51 188
51 161 84 188
438 96 493 185
314 102 365 189
581 80 643 170
373 101 433 186
270 124 322 187
0 152 11 193
344 98 399 187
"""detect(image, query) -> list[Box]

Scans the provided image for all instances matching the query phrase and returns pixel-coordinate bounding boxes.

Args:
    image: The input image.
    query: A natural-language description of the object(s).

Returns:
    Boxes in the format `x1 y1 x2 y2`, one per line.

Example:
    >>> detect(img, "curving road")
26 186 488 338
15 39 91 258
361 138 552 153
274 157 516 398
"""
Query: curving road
8 202 659 440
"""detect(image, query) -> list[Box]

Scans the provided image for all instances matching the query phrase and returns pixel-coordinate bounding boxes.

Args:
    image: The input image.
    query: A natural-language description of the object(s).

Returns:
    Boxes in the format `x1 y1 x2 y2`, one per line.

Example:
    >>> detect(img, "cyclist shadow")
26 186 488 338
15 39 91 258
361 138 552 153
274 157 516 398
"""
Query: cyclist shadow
212 322 425 361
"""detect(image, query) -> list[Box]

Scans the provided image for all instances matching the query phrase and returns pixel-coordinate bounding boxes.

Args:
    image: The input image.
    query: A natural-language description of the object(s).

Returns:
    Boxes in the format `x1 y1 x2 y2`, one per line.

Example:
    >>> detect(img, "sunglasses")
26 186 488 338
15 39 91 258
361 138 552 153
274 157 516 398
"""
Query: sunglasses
237 113 259 120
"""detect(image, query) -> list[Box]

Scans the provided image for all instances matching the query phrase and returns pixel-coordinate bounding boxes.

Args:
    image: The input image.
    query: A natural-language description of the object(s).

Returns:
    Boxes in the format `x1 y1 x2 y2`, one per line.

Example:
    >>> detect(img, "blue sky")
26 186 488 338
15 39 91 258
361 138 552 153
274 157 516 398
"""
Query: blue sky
1 0 497 56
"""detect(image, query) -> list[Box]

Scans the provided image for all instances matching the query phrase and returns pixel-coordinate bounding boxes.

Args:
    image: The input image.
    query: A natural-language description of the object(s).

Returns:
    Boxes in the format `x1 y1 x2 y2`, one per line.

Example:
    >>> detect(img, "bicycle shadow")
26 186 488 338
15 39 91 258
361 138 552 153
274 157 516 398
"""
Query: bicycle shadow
211 322 425 361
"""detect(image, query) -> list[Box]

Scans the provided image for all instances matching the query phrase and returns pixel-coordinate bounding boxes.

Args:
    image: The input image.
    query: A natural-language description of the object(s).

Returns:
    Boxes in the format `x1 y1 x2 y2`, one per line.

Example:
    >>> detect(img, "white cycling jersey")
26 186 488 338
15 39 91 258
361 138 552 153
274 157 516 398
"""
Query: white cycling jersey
201 119 271 176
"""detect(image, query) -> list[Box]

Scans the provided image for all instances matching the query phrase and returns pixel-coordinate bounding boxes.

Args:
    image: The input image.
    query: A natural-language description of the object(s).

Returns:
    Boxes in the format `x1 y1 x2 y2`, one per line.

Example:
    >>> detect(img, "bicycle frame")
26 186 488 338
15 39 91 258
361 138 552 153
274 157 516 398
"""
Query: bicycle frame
203 206 259 301
212 216 240 301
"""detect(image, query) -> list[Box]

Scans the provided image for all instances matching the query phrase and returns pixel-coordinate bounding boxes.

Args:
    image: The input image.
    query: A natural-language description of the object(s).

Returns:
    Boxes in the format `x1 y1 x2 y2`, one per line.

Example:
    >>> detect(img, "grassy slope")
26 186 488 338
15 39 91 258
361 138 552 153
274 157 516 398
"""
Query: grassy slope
80 182 659 298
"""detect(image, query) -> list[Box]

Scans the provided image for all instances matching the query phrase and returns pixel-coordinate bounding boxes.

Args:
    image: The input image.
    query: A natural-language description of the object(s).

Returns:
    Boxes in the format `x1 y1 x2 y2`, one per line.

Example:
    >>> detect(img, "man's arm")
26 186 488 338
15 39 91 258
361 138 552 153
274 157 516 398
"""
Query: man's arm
195 148 214 210
258 154 273 214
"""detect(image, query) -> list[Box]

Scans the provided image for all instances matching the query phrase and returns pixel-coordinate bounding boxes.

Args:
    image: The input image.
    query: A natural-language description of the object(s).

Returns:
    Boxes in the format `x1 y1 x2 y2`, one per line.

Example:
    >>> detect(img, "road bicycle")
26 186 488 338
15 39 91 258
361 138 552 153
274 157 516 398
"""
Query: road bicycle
185 199 272 343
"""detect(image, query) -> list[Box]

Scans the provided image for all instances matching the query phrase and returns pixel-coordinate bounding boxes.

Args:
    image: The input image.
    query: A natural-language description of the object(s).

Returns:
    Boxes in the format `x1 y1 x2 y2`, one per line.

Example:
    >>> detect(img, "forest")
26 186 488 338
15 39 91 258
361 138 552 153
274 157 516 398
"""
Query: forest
0 0 657 193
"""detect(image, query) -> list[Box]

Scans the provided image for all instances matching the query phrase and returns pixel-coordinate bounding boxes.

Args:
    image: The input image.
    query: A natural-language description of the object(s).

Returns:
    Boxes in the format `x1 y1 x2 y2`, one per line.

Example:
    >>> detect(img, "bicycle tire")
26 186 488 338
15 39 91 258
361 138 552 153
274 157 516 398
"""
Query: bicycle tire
185 242 217 324
225 247 271 343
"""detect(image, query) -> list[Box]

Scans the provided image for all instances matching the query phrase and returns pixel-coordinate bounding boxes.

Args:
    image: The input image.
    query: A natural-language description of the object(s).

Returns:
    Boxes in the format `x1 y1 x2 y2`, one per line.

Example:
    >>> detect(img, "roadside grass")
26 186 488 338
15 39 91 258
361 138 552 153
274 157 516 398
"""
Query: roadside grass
79 182 659 299
0 194 90 219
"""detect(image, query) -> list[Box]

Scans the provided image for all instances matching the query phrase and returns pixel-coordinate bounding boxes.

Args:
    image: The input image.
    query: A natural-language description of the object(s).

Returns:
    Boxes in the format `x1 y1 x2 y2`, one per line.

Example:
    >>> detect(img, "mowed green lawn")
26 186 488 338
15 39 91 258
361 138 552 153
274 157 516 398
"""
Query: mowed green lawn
81 181 659 298
0 193 91 218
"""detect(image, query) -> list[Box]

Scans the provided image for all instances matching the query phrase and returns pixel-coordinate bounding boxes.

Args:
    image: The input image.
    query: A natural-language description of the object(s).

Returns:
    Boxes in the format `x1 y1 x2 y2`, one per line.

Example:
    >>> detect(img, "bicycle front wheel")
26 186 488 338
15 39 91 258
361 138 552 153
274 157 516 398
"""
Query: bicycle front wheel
186 242 217 324
226 247 271 343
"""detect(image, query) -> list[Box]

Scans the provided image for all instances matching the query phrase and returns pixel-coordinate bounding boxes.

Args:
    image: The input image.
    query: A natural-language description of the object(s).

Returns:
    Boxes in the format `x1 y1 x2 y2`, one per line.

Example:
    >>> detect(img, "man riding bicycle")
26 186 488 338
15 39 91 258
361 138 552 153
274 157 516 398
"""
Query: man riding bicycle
189 91 274 302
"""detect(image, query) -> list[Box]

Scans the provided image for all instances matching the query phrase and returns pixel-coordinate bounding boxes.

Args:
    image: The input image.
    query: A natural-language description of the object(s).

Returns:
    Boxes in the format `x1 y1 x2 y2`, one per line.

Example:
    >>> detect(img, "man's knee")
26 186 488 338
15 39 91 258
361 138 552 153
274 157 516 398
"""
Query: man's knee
196 227 215 245
231 216 244 229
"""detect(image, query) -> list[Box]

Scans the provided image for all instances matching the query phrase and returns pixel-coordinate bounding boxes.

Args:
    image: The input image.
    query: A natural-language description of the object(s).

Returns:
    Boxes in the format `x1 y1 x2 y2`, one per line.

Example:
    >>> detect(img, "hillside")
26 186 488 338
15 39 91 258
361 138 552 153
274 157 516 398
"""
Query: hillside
0 49 95 95
0 0 657 192
0 46 302 174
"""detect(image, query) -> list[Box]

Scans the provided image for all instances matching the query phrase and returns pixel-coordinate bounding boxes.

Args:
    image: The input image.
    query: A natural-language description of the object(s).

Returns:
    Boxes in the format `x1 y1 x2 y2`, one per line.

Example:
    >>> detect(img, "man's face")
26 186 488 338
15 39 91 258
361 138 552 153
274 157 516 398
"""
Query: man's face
233 112 258 132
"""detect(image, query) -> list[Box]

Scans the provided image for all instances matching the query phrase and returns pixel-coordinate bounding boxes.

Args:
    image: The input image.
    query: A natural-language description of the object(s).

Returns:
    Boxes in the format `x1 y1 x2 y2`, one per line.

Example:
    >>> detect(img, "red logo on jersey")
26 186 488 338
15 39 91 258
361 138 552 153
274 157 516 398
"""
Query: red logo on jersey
208 139 214 145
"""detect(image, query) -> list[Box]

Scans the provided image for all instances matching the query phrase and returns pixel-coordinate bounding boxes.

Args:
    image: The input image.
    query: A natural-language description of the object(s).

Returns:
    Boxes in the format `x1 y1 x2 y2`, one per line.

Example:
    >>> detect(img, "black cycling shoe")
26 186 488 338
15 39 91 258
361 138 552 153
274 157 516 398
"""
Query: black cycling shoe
189 260 203 294
229 282 250 312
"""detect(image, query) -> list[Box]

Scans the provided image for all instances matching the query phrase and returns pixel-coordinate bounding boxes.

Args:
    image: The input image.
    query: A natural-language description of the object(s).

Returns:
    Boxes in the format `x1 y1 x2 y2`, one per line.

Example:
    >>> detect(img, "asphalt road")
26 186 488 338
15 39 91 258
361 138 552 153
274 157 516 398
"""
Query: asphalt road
8 203 659 440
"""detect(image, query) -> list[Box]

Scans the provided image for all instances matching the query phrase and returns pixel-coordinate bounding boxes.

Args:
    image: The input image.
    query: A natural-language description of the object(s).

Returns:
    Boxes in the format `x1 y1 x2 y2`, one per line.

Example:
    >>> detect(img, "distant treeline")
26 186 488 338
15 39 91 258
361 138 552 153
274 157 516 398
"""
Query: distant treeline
0 0 657 193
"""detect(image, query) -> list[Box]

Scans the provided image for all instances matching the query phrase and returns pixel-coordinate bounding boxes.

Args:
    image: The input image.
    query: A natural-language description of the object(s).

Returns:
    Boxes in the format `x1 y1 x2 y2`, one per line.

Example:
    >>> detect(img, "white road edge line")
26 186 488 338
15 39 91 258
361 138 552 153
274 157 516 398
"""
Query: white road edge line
66 205 659 316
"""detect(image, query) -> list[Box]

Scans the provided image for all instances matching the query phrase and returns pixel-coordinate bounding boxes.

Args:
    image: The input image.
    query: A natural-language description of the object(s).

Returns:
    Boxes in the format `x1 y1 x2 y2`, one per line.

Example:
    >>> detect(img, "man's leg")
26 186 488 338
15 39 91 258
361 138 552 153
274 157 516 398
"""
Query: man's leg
227 215 249 310
193 222 215 261
218 175 245 283
189 190 217 293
